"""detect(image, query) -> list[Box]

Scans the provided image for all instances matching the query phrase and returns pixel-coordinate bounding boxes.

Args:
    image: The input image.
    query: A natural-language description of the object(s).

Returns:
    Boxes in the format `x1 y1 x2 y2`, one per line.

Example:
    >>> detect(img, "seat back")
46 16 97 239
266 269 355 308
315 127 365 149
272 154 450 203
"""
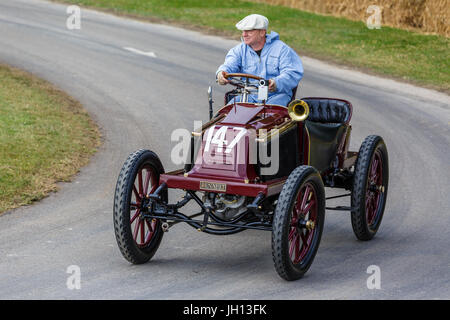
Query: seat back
302 98 352 124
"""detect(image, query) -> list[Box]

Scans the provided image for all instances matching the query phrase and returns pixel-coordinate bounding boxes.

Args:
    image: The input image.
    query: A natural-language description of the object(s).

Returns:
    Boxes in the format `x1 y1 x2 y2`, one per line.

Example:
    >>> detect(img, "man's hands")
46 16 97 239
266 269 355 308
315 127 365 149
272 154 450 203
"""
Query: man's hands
217 71 276 92
268 79 276 92
217 71 229 85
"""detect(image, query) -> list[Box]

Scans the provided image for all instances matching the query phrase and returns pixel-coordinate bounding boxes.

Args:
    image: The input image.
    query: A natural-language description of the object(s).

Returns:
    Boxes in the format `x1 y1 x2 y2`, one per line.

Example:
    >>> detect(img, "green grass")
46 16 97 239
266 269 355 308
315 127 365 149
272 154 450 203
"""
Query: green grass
0 65 100 214
59 0 449 92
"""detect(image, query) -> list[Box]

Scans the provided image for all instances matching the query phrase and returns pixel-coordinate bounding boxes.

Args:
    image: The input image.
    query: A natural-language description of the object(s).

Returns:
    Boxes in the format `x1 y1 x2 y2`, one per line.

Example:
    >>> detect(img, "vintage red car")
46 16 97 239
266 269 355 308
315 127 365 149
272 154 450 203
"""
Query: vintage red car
113 73 389 281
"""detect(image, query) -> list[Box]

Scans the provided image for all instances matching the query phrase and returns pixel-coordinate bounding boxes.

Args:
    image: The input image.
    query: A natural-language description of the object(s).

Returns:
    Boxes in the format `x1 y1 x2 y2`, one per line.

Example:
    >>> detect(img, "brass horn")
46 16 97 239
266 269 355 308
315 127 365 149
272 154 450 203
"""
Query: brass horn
288 99 309 122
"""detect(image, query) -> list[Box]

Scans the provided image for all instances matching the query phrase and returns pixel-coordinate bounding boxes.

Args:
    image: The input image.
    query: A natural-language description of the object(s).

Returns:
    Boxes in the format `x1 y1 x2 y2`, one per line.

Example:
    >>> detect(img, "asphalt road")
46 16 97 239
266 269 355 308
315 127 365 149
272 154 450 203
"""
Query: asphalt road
0 0 449 299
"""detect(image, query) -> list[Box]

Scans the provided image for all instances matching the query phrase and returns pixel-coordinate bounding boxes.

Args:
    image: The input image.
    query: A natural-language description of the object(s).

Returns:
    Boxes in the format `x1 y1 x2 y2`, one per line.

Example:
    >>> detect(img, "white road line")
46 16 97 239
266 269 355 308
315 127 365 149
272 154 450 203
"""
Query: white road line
123 47 157 58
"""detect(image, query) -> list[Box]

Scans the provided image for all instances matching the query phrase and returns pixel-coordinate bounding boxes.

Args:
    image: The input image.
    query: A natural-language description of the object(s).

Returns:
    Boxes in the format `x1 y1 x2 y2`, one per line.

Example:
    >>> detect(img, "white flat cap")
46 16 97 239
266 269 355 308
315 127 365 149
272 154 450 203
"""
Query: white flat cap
235 14 268 31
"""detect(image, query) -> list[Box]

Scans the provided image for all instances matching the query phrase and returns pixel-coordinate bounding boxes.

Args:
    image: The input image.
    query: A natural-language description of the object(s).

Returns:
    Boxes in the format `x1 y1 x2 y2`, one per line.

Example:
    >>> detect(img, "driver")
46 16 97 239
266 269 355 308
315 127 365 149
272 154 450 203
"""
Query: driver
216 14 303 106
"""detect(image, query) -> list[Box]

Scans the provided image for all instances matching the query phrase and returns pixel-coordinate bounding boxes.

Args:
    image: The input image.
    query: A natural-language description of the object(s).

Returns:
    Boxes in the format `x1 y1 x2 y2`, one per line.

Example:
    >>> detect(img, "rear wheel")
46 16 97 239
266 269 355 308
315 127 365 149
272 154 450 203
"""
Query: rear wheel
113 149 167 264
351 135 389 240
272 166 325 281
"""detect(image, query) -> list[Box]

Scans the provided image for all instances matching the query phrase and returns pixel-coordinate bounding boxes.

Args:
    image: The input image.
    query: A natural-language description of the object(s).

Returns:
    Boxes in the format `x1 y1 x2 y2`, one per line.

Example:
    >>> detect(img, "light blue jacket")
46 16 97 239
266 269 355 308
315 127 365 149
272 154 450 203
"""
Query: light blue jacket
217 31 303 106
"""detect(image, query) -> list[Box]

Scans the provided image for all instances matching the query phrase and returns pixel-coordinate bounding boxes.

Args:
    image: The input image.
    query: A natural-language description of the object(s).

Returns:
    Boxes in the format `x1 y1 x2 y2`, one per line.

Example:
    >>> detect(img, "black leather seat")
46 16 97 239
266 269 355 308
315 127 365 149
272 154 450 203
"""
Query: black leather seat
302 98 351 124
301 98 352 172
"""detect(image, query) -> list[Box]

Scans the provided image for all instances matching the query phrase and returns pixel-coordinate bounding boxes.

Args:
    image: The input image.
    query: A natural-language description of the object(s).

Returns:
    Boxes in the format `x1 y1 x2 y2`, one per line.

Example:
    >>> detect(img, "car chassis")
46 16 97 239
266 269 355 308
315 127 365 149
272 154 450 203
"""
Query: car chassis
113 73 389 280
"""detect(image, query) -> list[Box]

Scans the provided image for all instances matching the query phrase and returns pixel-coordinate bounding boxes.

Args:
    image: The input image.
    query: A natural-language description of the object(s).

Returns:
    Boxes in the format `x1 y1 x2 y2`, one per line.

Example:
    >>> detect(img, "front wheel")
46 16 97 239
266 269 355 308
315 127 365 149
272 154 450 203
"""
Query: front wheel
272 166 325 281
113 149 167 264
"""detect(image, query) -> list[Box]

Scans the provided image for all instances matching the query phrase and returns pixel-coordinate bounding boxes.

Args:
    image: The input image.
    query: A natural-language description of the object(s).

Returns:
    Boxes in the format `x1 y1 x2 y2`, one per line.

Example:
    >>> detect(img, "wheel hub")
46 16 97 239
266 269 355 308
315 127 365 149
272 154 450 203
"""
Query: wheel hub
369 184 384 193
298 219 315 231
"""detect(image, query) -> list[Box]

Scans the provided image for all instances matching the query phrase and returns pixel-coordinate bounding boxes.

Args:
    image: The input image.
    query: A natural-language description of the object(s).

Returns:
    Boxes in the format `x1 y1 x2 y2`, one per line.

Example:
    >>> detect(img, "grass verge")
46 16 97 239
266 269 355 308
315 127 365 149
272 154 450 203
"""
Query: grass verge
57 0 449 93
0 64 100 214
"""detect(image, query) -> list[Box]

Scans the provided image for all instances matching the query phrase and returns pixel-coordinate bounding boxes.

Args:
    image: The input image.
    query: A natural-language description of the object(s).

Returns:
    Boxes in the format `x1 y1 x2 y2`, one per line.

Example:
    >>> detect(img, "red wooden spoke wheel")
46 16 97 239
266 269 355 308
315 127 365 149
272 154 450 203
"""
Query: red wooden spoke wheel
113 149 166 264
351 135 389 241
130 164 158 248
365 149 383 227
272 166 325 281
289 183 318 264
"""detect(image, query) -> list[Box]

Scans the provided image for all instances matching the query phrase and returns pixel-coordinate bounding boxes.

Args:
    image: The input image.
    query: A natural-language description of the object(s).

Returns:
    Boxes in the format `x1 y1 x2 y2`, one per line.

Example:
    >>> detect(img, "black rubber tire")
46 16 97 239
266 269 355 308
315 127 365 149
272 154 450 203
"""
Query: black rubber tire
272 166 325 281
113 149 167 264
351 135 389 241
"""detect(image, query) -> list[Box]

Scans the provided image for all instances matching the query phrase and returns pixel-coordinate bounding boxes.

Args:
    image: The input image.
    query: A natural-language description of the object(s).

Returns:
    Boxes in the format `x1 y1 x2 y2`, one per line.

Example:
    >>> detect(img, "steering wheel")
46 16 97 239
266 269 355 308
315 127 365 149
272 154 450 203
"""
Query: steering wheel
224 73 263 88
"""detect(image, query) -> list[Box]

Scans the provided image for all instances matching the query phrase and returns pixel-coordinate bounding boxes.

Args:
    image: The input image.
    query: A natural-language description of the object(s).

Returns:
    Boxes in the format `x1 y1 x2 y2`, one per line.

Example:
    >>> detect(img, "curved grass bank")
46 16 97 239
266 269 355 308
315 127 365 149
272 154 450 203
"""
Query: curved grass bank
0 64 100 214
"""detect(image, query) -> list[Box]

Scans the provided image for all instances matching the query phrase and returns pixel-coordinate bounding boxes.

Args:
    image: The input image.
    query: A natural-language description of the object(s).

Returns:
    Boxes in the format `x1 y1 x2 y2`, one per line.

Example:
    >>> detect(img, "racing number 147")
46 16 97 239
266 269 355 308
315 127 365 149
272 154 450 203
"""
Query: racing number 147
204 126 247 154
